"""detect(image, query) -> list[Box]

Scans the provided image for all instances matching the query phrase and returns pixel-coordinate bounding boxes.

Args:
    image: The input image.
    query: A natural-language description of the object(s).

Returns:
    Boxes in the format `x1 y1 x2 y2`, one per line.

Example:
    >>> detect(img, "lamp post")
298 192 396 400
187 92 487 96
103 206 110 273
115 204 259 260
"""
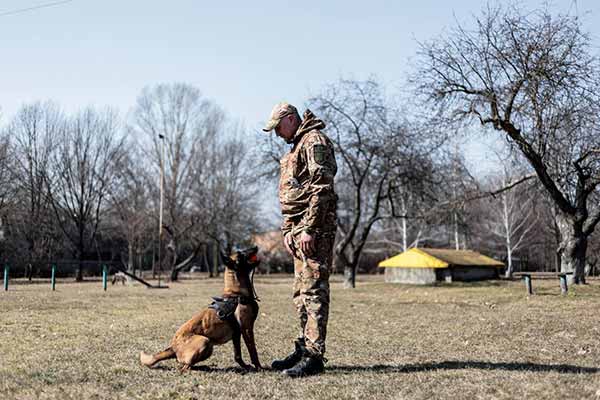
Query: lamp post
158 134 165 287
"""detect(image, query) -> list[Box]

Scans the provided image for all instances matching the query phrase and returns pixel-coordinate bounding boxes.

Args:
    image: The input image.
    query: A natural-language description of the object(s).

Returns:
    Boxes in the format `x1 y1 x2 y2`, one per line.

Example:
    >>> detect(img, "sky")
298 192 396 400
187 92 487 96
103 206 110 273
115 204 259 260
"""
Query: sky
0 0 598 178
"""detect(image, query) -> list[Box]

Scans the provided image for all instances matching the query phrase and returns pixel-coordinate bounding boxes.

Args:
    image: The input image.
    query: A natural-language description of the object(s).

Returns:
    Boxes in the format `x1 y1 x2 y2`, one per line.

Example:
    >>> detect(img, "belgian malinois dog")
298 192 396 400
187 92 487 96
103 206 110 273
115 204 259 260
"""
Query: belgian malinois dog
140 247 262 372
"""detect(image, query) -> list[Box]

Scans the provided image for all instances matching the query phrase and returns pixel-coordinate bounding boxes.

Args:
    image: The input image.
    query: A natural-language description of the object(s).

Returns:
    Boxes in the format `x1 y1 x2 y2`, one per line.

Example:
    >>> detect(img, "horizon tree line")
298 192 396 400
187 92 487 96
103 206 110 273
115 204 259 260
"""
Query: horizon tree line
0 3 598 286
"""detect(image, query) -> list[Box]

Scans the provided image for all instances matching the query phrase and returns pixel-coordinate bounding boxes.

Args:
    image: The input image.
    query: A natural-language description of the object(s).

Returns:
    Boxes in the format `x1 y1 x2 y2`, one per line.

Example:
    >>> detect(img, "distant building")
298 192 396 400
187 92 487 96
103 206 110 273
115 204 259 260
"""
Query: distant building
251 231 291 273
379 248 504 284
252 231 286 256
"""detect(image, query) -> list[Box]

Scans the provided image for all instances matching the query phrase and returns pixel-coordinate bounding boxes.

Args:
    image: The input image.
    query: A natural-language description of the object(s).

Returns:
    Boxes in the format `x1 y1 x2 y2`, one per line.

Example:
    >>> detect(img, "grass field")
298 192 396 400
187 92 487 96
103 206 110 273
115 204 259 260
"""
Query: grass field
1 274 600 400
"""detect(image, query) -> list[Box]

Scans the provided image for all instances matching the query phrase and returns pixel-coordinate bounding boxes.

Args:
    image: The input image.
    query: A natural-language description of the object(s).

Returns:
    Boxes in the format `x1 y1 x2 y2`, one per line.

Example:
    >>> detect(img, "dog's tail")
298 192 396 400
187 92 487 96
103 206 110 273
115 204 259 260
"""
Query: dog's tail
140 347 175 368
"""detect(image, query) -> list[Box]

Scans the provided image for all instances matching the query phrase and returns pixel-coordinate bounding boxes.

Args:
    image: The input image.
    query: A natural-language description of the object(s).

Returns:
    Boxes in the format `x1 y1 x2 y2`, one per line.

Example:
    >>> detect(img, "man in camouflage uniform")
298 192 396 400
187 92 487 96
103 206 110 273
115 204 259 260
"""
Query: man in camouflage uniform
263 102 337 377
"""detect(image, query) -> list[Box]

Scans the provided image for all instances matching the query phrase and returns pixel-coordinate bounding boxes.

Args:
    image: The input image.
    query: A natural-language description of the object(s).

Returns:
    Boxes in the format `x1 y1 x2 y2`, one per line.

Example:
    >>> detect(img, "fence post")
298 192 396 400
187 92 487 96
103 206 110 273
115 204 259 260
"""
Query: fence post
51 264 56 291
3 264 8 291
102 264 107 291
523 274 533 295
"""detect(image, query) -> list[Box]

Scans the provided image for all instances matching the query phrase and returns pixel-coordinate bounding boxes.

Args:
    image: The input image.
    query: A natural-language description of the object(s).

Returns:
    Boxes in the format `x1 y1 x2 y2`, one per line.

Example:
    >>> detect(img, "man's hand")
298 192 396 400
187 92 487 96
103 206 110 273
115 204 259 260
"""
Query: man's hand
300 231 316 256
283 232 294 256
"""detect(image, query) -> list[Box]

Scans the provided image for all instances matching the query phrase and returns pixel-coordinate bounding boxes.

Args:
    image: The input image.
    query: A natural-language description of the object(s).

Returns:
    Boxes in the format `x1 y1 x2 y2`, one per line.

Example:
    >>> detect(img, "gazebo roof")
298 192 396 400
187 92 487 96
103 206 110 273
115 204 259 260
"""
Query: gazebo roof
378 248 504 269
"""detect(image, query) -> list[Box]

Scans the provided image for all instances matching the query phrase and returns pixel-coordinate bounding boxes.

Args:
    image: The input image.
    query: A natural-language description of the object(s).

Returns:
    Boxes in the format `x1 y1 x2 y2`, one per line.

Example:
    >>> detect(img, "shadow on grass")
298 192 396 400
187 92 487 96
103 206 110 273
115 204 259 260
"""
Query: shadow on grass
328 361 600 375
152 365 256 374
152 361 598 375
190 365 254 374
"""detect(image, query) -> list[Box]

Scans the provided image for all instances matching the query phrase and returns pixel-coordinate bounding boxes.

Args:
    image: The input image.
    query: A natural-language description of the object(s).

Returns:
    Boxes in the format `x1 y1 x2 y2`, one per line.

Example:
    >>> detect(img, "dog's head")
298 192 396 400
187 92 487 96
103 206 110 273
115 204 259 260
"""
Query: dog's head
221 246 260 273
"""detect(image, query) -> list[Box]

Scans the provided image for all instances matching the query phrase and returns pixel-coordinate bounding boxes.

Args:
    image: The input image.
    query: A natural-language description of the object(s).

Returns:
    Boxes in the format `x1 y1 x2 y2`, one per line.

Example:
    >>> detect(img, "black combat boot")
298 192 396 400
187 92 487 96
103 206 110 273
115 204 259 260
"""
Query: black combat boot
282 354 325 378
271 341 305 371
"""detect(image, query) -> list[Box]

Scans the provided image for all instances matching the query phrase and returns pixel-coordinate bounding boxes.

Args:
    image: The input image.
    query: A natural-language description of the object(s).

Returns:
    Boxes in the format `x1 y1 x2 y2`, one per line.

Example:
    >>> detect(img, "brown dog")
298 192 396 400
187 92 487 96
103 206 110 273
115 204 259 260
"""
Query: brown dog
140 247 262 372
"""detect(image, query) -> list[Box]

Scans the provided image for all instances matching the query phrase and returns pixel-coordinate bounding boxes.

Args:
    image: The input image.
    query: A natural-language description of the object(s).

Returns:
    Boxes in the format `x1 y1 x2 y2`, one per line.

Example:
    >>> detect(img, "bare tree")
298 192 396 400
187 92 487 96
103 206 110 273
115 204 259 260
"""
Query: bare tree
106 149 154 279
0 130 15 214
47 108 125 281
438 149 479 250
309 79 444 288
379 187 428 252
131 83 224 280
414 4 600 283
195 130 261 253
0 132 15 262
364 145 480 255
482 164 539 277
6 102 62 276
132 84 260 281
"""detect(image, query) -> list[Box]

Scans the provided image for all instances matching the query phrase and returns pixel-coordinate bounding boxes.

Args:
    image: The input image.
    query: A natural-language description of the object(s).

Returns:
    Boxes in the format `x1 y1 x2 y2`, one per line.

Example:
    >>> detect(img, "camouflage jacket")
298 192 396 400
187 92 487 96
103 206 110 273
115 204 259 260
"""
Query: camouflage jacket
279 109 337 236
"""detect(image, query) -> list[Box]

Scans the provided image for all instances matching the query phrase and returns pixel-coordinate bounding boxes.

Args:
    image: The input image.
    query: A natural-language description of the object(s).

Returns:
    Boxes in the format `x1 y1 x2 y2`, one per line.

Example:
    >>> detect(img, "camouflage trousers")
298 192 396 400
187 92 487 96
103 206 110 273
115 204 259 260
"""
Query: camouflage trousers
290 233 335 357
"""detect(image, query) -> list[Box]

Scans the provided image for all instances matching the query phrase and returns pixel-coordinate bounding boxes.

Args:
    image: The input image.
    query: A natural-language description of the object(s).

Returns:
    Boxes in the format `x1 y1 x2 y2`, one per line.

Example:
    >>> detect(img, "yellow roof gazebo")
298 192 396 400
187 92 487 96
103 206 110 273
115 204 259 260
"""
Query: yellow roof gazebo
379 248 504 284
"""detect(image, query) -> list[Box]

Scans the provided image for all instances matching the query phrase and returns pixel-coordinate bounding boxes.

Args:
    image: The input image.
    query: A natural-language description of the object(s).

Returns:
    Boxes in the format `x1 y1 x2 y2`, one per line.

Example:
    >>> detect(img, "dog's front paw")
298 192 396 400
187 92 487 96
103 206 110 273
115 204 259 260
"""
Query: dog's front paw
140 351 155 368
178 364 191 374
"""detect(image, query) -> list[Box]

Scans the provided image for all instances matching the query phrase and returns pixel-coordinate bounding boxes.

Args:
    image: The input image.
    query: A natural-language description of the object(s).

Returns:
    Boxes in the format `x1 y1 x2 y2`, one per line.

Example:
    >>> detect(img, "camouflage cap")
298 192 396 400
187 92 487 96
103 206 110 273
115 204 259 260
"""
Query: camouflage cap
262 102 298 132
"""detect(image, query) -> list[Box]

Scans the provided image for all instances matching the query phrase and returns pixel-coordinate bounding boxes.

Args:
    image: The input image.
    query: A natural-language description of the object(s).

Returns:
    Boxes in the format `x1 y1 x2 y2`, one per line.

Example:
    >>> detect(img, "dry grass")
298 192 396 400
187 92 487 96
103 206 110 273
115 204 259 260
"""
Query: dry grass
1 275 600 400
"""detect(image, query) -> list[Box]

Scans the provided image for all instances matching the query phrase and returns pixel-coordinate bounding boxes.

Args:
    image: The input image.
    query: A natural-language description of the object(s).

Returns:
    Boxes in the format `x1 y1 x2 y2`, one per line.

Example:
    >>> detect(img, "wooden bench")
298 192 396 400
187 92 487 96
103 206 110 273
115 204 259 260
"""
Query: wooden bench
513 272 573 295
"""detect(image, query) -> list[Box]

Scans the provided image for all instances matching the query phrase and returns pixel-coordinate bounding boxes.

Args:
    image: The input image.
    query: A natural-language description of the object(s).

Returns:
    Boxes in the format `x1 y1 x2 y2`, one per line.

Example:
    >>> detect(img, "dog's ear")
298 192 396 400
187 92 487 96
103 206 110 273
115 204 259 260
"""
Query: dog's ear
220 251 235 269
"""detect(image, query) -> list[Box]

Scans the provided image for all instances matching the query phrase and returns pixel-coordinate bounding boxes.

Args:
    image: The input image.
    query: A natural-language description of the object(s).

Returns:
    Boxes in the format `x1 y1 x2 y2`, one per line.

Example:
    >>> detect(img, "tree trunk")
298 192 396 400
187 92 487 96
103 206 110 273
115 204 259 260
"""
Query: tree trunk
76 222 85 282
170 266 179 282
212 241 220 278
126 243 134 284
170 241 204 282
504 246 513 279
27 242 34 281
560 235 587 284
552 215 561 272
135 245 141 277
151 244 156 279
201 244 209 275
75 246 84 282
453 211 460 250
503 190 513 279
401 217 407 252
169 260 189 281
556 213 588 284
504 220 513 278
343 264 356 289
208 243 214 278
76 261 83 281
336 242 357 289
208 242 214 278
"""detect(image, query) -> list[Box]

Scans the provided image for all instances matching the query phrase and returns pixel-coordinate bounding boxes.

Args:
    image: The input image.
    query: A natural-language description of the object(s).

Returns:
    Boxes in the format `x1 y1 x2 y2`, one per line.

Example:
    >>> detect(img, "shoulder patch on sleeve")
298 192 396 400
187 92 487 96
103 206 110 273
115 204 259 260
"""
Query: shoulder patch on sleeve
313 144 328 165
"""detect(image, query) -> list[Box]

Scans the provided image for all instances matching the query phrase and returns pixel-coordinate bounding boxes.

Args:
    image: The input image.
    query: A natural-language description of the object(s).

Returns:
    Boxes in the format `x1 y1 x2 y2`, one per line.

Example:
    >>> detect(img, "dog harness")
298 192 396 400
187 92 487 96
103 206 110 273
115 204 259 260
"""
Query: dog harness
208 296 239 320
208 295 257 321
